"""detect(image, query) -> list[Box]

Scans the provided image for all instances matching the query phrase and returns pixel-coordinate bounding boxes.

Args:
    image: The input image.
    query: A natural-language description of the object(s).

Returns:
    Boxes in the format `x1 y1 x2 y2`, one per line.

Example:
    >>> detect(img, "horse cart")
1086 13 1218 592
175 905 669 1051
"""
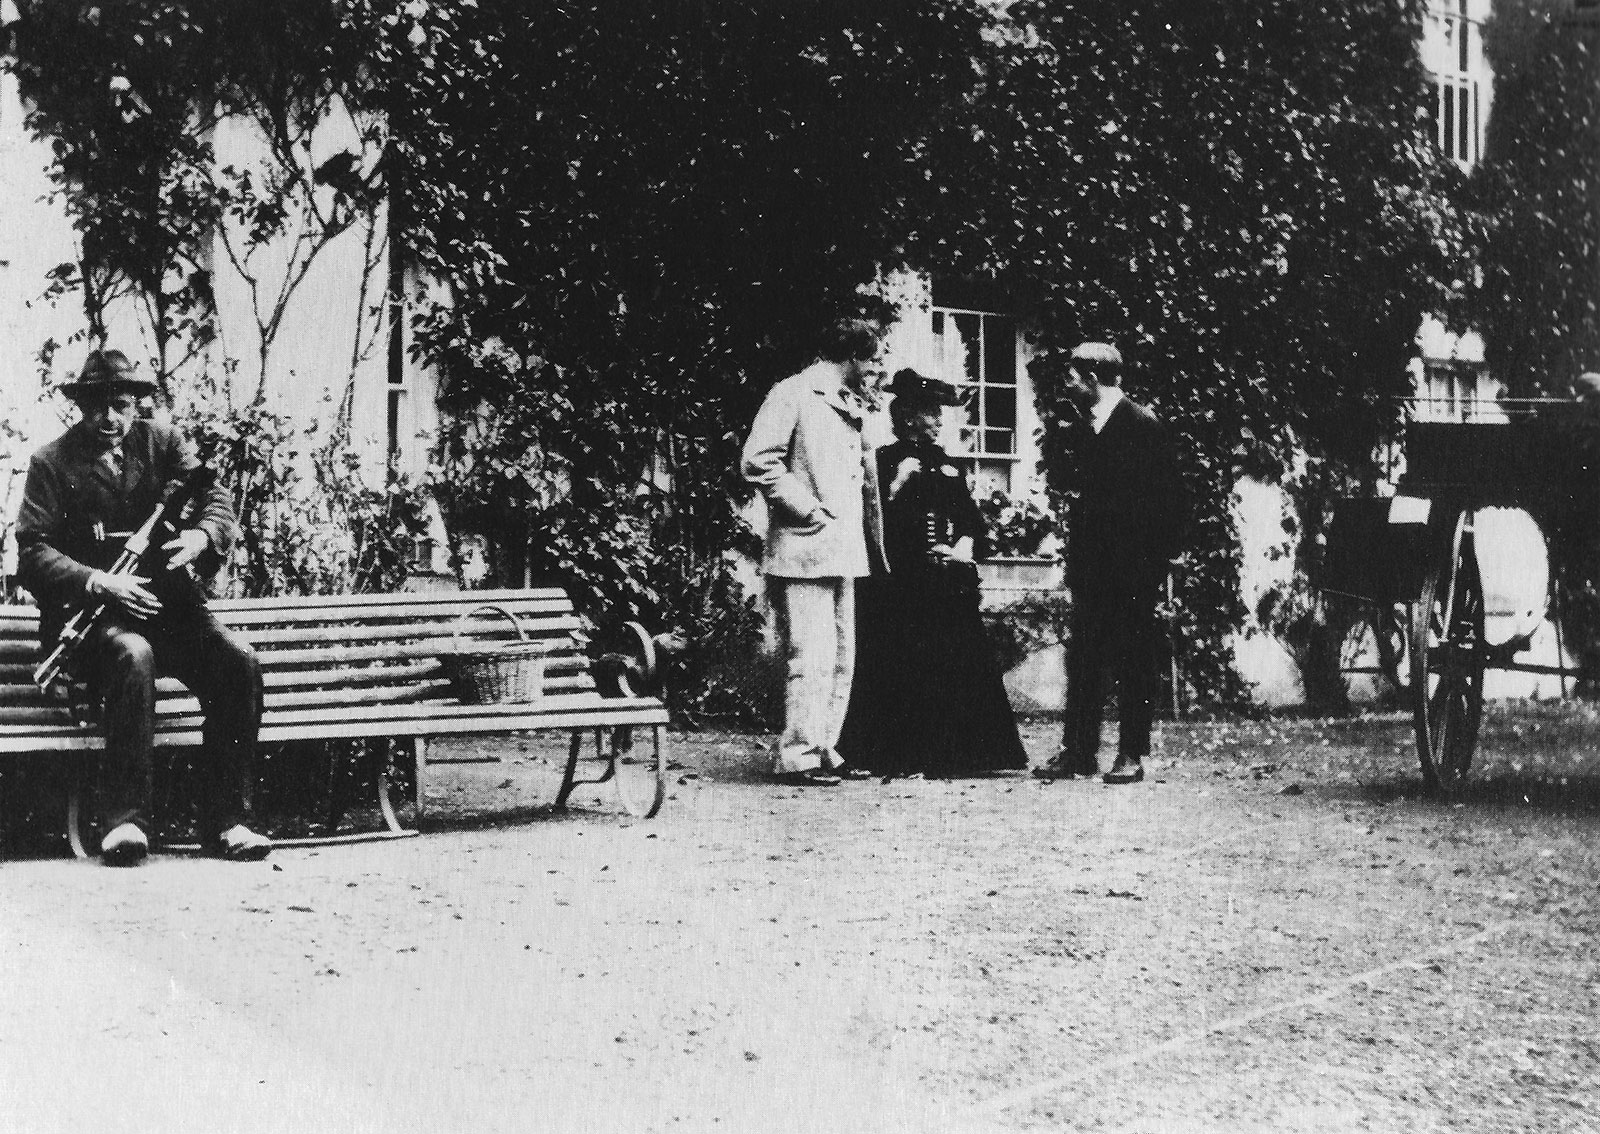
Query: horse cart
1321 401 1594 794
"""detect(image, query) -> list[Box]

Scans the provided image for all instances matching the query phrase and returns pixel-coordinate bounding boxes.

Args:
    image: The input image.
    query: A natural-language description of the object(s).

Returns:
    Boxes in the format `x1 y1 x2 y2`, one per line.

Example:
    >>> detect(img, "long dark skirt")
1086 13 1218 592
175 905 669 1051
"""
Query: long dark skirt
838 566 1027 777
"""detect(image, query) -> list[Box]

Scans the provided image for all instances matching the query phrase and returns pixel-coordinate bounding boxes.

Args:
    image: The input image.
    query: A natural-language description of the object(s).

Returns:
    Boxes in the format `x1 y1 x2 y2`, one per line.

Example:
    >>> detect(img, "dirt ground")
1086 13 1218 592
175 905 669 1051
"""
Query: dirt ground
3 705 1599 1134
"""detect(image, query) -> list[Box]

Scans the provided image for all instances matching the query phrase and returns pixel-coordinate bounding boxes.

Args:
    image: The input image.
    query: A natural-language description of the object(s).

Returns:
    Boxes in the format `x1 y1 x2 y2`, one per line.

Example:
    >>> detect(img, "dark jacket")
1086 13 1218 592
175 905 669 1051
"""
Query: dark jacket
1068 396 1184 590
16 419 236 641
875 439 986 575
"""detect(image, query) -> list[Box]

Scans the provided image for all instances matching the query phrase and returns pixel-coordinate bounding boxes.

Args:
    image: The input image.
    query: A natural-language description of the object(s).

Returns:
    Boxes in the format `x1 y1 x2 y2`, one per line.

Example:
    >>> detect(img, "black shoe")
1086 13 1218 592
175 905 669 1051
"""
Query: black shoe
100 822 149 867
209 824 273 861
1102 755 1145 784
1033 752 1098 781
774 769 842 787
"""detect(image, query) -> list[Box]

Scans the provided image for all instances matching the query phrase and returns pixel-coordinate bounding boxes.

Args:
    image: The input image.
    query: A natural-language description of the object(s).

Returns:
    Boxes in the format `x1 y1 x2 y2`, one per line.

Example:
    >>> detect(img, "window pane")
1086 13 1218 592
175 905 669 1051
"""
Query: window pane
1473 83 1480 162
986 384 1016 431
1460 82 1471 158
983 316 1016 387
986 428 1016 456
954 313 982 385
1443 84 1456 158
387 388 403 458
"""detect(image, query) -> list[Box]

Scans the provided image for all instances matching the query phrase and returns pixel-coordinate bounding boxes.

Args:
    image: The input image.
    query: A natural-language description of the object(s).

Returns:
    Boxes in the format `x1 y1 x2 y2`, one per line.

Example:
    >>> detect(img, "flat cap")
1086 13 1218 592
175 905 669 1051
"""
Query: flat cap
1070 342 1122 366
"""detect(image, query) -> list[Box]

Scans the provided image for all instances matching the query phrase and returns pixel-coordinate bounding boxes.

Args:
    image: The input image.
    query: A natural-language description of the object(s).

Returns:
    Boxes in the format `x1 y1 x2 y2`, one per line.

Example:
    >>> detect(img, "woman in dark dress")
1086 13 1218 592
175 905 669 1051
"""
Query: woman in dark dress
838 369 1028 777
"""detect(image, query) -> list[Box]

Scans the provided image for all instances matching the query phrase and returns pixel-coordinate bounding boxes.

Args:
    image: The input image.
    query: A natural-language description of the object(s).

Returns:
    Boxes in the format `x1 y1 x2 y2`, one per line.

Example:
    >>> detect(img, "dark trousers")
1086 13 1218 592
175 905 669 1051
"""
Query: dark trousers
1062 569 1160 768
81 605 263 841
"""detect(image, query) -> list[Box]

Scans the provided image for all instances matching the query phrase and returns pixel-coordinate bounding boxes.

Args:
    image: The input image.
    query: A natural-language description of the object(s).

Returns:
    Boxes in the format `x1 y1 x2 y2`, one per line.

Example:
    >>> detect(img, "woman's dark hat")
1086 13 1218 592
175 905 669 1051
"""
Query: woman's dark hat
886 368 961 406
59 350 156 399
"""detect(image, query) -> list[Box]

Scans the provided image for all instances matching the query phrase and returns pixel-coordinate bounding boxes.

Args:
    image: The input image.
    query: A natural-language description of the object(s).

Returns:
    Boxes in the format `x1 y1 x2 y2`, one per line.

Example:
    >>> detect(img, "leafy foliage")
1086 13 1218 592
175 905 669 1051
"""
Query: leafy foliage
971 0 1472 706
1474 2 1600 394
10 0 389 404
179 393 428 597
10 0 1489 711
372 0 997 679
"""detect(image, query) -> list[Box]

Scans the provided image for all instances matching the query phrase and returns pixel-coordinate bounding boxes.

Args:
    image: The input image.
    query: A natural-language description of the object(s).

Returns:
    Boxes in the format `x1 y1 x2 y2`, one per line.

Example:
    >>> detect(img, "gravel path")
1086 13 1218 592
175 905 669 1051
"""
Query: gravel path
2 709 1598 1133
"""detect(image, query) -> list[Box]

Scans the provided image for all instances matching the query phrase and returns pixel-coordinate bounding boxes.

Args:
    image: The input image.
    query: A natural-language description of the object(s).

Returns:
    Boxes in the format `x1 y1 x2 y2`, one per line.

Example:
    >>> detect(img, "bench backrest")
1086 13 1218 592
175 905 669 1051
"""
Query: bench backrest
0 589 600 747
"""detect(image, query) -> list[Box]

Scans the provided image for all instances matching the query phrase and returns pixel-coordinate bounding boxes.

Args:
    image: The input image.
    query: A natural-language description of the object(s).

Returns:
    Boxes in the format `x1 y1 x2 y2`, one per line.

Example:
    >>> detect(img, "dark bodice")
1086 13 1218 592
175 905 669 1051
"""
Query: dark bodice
876 440 984 574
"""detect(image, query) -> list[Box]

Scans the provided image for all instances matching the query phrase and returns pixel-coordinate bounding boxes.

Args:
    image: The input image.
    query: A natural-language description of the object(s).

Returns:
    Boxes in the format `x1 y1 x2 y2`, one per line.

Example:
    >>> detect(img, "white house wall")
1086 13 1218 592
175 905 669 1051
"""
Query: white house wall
0 69 439 581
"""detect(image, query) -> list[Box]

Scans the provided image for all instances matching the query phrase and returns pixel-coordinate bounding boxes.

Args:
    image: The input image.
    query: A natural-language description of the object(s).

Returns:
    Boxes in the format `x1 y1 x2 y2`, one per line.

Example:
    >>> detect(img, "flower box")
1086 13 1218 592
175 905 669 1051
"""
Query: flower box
978 555 1064 604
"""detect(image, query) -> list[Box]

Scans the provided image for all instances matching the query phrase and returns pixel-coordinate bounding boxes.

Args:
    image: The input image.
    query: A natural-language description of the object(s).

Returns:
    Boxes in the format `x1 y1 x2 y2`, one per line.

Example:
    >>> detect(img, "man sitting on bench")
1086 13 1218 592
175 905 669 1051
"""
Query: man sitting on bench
15 350 271 866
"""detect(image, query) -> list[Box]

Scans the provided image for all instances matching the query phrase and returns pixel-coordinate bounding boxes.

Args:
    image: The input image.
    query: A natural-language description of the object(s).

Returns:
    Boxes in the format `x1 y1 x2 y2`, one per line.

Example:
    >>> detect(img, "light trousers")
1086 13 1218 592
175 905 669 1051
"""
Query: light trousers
770 576 856 774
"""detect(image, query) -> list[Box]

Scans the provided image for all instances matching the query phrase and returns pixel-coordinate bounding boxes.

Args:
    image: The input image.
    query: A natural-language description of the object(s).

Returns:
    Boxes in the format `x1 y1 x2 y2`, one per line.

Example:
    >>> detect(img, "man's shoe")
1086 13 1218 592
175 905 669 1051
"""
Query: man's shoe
1102 755 1145 784
1032 752 1097 781
100 822 149 867
774 769 842 787
211 824 273 861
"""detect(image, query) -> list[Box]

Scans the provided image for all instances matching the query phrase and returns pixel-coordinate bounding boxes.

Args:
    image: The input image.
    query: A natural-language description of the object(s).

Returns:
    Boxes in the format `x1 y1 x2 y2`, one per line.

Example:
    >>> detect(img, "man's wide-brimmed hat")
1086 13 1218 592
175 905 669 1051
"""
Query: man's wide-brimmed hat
59 350 155 399
886 368 961 406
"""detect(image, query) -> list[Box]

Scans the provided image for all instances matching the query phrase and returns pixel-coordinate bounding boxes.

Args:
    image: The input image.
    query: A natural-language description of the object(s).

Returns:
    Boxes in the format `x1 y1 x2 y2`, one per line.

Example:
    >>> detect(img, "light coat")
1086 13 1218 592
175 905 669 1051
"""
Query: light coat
742 361 887 579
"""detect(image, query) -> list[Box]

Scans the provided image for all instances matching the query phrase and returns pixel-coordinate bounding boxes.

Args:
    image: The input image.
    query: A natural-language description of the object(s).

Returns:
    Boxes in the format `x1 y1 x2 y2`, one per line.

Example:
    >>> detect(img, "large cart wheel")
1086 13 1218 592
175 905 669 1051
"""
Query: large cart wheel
1410 512 1485 795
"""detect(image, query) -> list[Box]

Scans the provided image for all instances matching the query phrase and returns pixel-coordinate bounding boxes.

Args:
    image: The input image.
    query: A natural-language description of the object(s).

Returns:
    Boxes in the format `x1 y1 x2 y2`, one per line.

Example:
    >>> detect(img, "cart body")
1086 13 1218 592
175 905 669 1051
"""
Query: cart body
1320 404 1593 794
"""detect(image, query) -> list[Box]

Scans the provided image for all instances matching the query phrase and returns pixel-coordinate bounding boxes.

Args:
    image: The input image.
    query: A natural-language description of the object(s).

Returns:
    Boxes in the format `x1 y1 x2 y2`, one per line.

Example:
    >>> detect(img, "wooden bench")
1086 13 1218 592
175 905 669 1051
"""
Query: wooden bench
0 588 671 856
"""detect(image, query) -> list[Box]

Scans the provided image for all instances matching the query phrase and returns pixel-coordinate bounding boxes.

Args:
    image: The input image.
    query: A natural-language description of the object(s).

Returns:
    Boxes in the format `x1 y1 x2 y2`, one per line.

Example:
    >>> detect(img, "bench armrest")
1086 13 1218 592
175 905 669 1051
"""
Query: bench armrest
594 620 660 698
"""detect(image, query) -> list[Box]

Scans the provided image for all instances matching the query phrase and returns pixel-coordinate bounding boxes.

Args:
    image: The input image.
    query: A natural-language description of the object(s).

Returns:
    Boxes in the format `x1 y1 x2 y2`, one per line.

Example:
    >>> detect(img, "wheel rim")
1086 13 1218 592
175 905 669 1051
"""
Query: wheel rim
613 728 665 819
1411 530 1484 794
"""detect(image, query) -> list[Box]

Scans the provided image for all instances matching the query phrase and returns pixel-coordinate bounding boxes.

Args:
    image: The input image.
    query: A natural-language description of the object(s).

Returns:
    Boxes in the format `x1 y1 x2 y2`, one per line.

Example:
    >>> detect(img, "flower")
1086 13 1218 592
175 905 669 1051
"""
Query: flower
979 490 1059 558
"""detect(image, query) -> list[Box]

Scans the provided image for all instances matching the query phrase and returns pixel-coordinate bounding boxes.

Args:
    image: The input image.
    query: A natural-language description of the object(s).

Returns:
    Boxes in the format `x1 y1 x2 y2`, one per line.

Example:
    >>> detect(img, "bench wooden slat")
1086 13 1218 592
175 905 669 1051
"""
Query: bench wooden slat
0 702 668 753
234 616 580 648
208 587 575 612
0 690 664 738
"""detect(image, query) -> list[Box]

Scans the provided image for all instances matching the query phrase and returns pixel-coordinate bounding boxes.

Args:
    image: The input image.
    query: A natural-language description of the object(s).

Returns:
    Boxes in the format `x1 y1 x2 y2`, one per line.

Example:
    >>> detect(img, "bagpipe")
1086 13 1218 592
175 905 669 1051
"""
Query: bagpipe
32 465 216 695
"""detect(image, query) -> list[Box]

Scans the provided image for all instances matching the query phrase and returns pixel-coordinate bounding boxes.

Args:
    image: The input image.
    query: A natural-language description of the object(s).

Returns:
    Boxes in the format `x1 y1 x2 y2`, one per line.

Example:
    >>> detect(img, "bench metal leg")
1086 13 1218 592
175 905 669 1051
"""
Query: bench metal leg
376 738 425 835
555 727 666 817
613 725 666 819
64 754 98 860
66 788 92 860
554 730 594 811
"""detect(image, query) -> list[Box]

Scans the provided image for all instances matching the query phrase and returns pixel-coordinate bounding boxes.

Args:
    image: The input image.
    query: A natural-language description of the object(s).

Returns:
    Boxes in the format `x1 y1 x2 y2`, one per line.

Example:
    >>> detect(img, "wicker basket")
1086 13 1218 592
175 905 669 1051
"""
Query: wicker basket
443 604 552 704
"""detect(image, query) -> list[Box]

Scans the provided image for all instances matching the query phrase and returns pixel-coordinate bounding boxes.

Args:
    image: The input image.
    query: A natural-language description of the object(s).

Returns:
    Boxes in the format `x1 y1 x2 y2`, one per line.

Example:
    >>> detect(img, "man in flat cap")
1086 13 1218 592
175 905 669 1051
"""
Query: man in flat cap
742 318 888 786
16 349 271 864
1036 342 1184 785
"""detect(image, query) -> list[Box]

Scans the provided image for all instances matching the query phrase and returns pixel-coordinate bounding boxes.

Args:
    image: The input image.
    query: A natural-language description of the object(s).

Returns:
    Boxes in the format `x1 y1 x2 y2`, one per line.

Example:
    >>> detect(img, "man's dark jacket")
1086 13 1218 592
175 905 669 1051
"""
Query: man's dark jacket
16 419 236 644
1068 396 1185 590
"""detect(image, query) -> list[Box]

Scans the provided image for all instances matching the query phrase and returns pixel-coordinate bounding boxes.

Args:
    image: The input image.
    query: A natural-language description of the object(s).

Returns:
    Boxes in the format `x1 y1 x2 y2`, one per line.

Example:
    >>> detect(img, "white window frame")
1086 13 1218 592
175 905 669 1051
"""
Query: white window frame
1419 359 1491 422
1425 0 1487 168
930 305 1021 467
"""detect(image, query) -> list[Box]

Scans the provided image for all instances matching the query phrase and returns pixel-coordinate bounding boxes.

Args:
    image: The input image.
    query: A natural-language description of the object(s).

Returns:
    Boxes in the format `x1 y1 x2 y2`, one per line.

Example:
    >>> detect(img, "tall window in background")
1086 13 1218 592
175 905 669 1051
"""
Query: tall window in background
385 191 408 468
931 306 1020 495
1426 0 1486 166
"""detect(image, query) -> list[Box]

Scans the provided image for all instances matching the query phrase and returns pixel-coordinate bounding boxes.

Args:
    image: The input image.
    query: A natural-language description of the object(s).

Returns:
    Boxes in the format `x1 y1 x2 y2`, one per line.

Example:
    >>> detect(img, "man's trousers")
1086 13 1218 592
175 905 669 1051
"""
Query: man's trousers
1061 571 1161 769
79 604 263 841
769 576 856 774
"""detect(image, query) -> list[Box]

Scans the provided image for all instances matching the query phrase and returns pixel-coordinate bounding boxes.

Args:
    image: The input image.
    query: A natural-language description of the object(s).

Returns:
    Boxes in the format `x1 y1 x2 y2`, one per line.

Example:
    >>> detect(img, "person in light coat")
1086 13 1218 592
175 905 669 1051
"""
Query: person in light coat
742 319 888 785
